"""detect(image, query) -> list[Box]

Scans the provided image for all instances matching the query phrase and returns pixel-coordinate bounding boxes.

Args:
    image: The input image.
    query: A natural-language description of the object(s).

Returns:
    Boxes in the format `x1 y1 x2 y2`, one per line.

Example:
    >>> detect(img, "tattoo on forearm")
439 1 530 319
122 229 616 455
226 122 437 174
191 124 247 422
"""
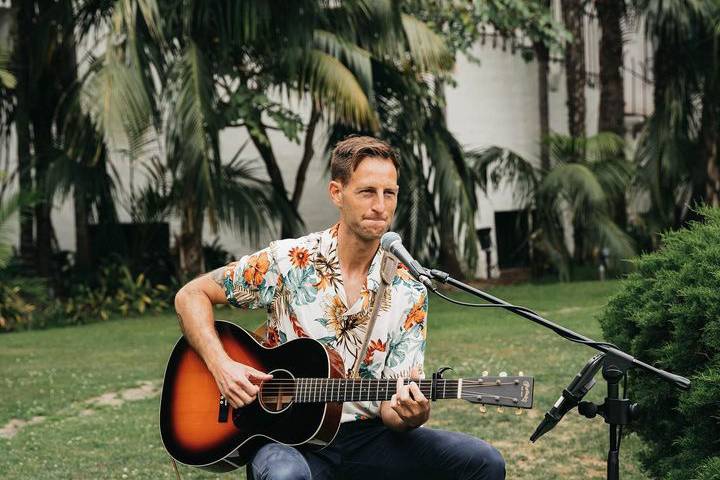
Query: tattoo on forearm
175 312 187 335
209 266 226 288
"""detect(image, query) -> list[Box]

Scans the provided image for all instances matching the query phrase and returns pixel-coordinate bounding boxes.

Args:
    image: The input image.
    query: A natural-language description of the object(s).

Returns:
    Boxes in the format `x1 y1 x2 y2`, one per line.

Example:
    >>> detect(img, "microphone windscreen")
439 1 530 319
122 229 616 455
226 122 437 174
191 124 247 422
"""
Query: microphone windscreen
380 231 401 250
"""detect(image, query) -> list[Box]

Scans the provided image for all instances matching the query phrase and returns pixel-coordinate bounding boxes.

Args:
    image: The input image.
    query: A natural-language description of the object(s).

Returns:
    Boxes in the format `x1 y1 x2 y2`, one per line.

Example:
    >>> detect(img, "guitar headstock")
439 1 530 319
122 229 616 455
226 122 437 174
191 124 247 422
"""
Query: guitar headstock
462 371 534 412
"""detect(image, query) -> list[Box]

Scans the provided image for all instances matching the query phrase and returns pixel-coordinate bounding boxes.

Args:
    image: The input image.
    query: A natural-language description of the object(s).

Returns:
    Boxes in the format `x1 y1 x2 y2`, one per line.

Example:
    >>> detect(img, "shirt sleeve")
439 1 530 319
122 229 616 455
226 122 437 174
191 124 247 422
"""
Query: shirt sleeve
222 246 281 310
383 288 428 379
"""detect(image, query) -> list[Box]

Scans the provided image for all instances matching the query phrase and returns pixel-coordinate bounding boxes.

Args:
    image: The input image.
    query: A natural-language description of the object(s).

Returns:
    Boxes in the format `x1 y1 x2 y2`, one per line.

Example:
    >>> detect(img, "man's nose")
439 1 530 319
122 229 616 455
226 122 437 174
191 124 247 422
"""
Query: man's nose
371 193 385 212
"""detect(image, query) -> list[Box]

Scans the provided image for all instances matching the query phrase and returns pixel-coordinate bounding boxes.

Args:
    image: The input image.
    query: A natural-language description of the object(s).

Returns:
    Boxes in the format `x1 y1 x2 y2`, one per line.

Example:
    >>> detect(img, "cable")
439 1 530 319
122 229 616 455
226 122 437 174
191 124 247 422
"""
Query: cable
171 458 182 480
428 286 618 350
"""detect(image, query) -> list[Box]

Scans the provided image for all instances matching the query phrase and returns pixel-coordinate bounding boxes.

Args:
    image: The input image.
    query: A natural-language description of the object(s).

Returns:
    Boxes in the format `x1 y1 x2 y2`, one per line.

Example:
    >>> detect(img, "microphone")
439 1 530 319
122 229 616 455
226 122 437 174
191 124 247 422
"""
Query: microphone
380 232 433 289
530 353 606 442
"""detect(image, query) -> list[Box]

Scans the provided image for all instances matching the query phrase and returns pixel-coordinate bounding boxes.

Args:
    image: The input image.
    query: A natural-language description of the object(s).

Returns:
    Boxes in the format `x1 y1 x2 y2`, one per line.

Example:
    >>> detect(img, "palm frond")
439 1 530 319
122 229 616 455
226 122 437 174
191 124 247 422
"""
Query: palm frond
313 30 374 97
0 45 16 89
301 49 378 130
585 132 626 163
400 14 454 72
589 215 636 261
540 162 607 212
466 145 538 207
0 193 30 268
164 40 218 220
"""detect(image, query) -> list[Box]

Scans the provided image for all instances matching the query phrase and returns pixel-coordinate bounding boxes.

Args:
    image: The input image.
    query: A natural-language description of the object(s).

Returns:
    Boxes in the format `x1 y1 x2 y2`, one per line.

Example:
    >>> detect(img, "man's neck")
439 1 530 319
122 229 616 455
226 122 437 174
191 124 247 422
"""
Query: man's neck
336 221 379 276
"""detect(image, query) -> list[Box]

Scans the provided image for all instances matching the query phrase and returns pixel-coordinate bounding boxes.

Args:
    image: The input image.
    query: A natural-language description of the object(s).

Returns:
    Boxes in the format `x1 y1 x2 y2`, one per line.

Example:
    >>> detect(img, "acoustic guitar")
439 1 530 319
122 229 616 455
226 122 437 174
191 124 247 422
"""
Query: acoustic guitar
159 320 534 472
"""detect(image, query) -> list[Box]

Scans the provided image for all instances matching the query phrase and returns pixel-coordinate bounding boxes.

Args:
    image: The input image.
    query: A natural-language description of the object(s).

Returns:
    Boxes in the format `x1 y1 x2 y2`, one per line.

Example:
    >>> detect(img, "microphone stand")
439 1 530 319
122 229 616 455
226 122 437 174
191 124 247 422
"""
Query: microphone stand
427 269 691 480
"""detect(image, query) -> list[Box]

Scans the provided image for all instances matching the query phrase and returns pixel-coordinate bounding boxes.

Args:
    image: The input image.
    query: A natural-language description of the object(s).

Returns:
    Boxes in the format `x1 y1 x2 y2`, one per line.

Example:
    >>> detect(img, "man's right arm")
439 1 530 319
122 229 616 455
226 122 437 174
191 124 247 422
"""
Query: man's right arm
174 267 272 409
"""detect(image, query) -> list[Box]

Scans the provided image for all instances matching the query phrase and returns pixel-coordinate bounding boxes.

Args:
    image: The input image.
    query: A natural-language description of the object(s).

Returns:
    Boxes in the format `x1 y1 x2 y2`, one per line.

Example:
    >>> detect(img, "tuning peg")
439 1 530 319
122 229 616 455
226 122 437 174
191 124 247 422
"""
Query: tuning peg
482 370 489 377
479 405 487 414
518 371 524 377
515 408 523 416
499 371 507 377
496 406 504 413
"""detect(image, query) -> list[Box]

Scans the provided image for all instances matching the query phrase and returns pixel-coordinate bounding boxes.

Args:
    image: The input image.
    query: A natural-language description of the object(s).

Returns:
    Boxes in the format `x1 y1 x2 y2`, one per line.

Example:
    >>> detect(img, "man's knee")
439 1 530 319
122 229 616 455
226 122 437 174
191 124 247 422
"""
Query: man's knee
262 462 311 480
480 444 505 479
249 443 312 480
466 441 505 480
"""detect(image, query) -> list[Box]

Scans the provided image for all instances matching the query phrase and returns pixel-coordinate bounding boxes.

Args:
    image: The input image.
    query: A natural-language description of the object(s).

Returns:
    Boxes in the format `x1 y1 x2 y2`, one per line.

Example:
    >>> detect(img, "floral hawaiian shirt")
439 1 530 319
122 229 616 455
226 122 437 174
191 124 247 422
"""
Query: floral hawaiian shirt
222 223 428 423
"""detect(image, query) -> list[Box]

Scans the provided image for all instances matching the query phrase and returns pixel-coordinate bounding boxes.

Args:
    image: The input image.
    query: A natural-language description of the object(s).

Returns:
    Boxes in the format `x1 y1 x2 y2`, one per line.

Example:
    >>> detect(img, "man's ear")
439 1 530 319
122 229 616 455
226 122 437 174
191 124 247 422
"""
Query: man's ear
328 180 343 208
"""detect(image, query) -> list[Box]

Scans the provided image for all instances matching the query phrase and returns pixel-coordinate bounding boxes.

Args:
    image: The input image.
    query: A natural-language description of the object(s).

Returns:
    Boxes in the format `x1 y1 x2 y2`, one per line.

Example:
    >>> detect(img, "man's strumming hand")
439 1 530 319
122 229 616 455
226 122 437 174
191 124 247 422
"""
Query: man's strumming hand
209 357 272 409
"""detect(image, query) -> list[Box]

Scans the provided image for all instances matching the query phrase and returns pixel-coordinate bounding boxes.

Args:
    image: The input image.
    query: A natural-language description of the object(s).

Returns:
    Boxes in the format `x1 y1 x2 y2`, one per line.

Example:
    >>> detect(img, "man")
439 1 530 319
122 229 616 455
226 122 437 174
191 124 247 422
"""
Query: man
174 136 505 479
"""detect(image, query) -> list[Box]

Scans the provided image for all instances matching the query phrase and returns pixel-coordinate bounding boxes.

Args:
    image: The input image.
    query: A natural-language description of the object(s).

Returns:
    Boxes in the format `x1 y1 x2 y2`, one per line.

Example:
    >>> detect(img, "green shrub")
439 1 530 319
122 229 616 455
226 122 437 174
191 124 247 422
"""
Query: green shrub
62 264 170 323
0 284 36 330
600 207 720 480
0 263 172 332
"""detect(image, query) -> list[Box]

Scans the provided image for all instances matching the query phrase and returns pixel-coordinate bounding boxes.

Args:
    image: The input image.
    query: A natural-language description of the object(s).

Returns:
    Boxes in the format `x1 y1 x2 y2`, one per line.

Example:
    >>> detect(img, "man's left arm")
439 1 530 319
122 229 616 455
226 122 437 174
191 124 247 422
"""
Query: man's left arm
380 290 429 431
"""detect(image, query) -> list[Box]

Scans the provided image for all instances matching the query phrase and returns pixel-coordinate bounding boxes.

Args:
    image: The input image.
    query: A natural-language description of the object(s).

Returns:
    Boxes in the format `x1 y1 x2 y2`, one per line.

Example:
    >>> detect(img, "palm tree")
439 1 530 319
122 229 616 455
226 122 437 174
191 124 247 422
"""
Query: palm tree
470 133 635 280
633 0 720 234
562 0 587 138
82 0 458 279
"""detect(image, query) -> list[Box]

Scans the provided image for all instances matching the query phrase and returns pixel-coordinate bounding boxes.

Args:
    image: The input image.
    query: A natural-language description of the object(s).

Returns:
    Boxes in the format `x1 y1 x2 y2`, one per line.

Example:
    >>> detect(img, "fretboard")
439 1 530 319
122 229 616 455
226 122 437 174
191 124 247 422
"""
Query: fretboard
282 378 462 403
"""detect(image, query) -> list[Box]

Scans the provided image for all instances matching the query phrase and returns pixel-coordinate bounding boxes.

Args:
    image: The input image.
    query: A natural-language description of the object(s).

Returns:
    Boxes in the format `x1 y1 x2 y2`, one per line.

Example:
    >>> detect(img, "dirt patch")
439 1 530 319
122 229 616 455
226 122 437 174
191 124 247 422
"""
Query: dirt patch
0 416 46 439
86 381 160 408
0 381 161 440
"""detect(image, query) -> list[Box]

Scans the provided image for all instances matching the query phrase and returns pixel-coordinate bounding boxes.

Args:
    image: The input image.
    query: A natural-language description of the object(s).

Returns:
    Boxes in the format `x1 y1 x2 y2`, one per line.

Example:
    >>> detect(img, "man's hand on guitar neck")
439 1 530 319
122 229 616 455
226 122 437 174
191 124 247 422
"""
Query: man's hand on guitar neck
209 357 273 409
381 375 431 431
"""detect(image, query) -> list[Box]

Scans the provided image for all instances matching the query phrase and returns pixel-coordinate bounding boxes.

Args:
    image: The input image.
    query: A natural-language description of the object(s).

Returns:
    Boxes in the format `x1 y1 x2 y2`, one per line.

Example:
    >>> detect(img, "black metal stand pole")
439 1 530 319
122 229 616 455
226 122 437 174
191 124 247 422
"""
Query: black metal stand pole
427 269 688 480
604 363 624 480
429 269 690 390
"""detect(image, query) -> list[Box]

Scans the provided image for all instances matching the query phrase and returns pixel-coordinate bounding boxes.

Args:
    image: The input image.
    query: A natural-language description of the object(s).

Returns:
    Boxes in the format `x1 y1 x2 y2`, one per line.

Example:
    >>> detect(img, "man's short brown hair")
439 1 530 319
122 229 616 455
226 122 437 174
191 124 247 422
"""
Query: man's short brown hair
330 135 399 184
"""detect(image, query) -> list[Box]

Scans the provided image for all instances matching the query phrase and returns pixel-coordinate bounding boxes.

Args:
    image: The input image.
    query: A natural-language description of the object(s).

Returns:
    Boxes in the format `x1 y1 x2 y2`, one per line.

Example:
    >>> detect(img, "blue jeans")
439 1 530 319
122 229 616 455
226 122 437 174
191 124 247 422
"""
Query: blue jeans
248 419 505 480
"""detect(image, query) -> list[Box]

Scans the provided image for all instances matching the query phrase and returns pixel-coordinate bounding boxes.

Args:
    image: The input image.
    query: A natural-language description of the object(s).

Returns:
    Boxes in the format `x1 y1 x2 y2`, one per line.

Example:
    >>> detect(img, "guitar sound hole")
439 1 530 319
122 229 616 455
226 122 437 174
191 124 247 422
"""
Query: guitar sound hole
259 369 295 414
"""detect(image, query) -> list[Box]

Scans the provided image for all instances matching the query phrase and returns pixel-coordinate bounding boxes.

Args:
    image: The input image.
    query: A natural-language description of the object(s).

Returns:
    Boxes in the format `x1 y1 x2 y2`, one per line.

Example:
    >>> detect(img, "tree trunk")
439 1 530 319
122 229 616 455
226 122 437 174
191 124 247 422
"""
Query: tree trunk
562 0 587 138
292 103 321 209
14 2 35 267
31 113 53 277
74 187 91 271
596 0 625 136
698 87 719 208
438 219 465 280
708 142 720 207
535 40 551 170
597 0 628 229
177 204 204 282
247 121 298 239
15 1 34 266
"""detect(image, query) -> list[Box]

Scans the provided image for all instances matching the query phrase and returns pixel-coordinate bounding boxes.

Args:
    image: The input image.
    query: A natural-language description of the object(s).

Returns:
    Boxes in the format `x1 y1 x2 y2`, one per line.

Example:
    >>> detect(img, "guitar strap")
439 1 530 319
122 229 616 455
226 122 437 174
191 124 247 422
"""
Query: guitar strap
351 251 398 378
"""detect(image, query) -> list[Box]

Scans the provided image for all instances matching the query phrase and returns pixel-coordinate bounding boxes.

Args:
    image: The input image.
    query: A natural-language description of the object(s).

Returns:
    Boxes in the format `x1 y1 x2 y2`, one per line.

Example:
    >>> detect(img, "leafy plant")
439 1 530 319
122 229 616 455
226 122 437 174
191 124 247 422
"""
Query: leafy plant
470 133 635 280
63 264 170 322
600 207 720 480
0 284 36 331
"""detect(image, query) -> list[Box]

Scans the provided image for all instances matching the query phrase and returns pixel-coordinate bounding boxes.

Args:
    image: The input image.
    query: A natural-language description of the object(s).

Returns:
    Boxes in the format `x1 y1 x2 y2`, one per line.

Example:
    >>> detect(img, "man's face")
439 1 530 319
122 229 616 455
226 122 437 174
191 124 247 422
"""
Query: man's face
329 157 399 241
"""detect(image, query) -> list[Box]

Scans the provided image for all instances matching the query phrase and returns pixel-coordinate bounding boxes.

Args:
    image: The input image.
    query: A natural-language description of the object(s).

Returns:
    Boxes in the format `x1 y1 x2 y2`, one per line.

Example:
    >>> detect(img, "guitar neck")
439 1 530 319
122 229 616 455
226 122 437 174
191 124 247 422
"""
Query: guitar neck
291 378 462 403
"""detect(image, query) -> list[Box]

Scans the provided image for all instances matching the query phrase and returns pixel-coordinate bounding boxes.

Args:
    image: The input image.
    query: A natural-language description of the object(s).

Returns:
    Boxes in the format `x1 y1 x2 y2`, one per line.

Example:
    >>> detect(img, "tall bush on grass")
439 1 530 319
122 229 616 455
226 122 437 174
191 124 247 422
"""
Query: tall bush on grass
600 208 720 480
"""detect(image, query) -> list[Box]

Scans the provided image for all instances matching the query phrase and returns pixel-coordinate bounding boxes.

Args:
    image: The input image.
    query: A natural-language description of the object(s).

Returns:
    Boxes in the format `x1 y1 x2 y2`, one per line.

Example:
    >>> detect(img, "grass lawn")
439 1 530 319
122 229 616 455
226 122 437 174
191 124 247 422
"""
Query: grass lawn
0 280 650 479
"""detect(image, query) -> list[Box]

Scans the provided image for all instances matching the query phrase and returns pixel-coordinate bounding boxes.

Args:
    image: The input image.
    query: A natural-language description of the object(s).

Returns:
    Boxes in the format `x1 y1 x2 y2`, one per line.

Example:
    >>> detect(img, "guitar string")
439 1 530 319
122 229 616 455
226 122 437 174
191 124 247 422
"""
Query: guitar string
257 380 521 385
258 381 520 391
259 393 524 403
257 384 524 402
